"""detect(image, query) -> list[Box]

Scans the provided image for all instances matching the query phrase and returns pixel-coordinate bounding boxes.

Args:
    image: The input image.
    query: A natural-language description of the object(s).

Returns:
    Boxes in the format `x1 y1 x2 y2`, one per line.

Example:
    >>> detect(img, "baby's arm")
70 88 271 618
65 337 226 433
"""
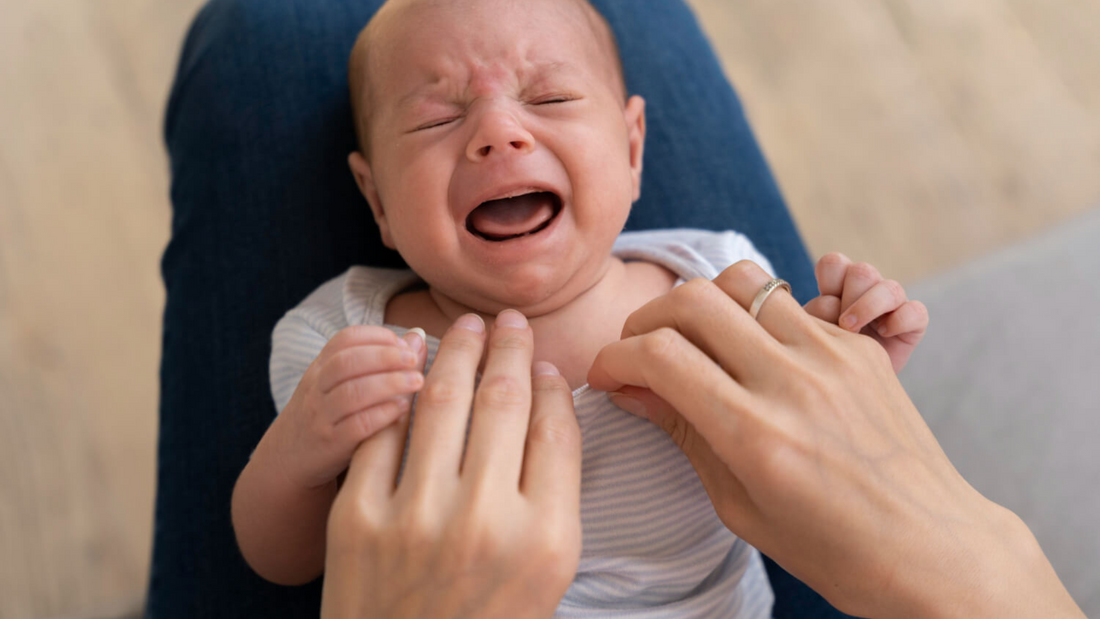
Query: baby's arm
231 326 426 585
804 252 929 373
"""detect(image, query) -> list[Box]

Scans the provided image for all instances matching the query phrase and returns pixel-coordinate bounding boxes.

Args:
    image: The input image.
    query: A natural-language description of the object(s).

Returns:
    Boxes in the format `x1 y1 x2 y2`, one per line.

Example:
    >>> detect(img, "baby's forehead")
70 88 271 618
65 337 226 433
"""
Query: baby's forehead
362 0 621 91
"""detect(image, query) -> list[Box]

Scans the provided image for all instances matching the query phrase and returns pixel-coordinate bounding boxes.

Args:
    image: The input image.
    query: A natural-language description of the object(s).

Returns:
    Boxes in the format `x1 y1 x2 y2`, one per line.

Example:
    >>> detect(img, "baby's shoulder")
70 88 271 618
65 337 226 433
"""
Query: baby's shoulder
615 228 770 278
277 266 419 340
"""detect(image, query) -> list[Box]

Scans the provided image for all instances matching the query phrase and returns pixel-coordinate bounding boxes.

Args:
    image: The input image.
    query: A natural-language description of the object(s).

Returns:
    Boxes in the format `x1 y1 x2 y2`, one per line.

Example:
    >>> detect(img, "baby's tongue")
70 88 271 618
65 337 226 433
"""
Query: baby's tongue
468 192 556 239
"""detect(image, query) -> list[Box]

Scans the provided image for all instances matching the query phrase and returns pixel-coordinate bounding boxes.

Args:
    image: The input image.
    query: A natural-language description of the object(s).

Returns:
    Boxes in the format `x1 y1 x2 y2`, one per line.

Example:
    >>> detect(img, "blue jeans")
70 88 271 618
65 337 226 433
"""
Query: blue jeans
154 0 845 616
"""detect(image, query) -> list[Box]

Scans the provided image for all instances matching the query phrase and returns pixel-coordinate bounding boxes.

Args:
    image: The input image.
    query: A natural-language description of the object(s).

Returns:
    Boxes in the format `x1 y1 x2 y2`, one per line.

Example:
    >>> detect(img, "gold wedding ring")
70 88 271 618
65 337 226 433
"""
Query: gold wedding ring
749 278 792 320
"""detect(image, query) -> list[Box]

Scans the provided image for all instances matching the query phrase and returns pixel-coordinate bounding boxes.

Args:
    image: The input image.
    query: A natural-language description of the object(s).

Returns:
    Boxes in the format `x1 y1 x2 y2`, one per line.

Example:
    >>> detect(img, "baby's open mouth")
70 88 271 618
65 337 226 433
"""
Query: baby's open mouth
466 191 562 242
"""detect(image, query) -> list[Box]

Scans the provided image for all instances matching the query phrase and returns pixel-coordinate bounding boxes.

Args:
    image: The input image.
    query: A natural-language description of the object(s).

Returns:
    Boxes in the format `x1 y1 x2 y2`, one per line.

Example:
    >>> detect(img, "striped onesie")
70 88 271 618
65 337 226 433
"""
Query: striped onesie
270 229 776 617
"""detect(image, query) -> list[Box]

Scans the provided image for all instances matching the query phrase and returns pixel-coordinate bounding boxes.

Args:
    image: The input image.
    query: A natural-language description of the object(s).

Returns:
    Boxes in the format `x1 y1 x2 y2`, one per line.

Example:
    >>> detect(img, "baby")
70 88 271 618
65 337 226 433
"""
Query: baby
232 0 928 616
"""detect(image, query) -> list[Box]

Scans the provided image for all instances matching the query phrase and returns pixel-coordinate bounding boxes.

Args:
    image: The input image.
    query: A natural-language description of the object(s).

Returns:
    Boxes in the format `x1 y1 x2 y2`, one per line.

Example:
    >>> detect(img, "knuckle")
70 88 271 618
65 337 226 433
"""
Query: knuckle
477 374 528 409
529 414 581 455
530 525 581 583
396 494 443 544
333 325 391 348
661 414 694 452
756 440 805 486
491 330 531 351
849 262 880 282
347 377 372 407
417 377 464 407
674 277 710 302
327 348 358 378
882 279 906 303
714 260 760 288
674 278 724 311
532 372 569 394
446 330 484 354
640 327 680 361
347 408 381 439
328 493 382 545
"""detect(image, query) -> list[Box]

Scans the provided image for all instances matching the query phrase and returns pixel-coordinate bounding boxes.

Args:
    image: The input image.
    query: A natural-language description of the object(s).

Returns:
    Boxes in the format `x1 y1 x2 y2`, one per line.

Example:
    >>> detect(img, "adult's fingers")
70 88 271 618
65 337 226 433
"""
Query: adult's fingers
401 314 486 485
462 310 534 489
522 363 582 515
588 328 752 468
617 277 787 384
608 385 758 533
340 407 413 503
711 261 818 346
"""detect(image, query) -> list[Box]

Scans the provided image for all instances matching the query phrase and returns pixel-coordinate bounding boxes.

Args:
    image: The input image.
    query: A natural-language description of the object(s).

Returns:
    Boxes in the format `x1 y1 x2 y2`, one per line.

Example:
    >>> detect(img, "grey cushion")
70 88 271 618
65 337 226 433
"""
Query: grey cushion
900 206 1100 614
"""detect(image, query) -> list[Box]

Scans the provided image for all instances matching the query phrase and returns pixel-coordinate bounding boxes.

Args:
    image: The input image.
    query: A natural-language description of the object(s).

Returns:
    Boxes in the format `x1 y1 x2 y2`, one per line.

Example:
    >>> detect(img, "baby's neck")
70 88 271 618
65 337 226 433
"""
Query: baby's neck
385 257 677 389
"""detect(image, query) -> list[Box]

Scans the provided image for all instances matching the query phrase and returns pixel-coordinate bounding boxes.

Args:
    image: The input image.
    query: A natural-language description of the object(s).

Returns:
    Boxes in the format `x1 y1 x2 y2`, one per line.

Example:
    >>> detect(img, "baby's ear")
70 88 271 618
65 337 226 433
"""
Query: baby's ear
348 152 396 249
624 95 647 202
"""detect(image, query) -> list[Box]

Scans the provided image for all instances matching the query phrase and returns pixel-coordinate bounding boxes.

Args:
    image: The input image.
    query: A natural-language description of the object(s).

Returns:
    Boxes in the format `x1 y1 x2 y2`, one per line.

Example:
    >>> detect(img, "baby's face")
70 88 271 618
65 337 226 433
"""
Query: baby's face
349 0 645 316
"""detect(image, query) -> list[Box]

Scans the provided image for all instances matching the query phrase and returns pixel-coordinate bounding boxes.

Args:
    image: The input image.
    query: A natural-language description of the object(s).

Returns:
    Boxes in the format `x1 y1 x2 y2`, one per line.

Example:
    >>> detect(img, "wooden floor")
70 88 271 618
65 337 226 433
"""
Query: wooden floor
1 0 1098 616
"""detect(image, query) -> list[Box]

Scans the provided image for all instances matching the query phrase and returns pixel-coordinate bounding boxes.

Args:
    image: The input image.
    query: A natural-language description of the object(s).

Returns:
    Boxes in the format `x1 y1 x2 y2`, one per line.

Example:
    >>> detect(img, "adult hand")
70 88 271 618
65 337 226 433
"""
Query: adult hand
321 311 582 619
588 261 1084 619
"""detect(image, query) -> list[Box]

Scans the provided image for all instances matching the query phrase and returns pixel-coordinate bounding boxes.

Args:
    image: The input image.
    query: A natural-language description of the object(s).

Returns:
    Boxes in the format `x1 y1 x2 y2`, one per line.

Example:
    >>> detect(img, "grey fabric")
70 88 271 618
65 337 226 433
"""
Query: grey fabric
900 206 1100 615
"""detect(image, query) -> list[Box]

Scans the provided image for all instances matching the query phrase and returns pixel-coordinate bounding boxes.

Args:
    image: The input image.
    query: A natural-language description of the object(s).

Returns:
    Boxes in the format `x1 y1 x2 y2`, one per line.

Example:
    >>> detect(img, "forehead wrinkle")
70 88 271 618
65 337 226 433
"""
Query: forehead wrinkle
351 0 627 153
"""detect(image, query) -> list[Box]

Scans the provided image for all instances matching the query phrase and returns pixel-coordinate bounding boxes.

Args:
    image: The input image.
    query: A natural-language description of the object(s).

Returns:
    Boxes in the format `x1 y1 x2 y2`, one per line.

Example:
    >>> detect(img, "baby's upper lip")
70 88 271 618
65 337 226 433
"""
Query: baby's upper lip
462 180 566 218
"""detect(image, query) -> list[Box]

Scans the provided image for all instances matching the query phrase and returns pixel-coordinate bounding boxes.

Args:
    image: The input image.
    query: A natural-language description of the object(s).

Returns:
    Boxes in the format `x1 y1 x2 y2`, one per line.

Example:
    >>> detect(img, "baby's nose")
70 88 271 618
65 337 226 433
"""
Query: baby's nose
466 108 535 161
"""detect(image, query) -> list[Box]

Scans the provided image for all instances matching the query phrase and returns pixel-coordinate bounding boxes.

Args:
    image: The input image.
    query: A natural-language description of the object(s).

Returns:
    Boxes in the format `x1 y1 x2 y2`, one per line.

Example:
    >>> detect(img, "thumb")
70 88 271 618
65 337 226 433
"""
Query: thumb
609 386 756 534
608 386 674 426
608 386 699 455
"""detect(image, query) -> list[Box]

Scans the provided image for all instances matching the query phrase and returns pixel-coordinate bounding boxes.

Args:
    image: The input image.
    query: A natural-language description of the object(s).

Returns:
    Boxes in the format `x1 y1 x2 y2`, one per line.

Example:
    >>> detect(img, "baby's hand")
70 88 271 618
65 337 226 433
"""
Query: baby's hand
274 326 426 489
803 253 928 373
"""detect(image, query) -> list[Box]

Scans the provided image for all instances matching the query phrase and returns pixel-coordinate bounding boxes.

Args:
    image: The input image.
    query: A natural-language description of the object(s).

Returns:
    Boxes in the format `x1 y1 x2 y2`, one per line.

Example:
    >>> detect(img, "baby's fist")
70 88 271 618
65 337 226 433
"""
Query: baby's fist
275 325 427 489
804 252 928 373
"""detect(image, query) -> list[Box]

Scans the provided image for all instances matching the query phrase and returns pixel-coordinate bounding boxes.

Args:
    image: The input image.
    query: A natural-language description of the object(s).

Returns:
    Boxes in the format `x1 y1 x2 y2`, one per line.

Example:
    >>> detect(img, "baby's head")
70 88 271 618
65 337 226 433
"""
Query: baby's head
347 0 646 316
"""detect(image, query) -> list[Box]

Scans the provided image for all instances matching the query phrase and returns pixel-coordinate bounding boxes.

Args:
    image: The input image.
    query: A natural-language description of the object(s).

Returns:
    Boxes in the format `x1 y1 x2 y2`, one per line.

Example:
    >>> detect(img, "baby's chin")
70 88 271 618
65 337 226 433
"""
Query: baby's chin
430 257 616 318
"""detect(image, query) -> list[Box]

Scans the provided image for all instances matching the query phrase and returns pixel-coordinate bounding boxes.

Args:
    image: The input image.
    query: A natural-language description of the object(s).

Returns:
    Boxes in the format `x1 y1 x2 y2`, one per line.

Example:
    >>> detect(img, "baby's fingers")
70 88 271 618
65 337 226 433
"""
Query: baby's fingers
838 278 906 332
318 344 420 394
333 396 412 453
325 370 424 421
815 252 852 297
803 295 842 324
873 300 929 341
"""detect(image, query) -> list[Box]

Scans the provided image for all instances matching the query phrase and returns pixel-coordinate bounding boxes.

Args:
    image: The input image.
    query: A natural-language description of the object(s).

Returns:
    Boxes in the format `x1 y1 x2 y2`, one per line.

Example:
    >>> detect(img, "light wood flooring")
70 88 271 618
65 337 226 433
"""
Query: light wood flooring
1 0 1098 616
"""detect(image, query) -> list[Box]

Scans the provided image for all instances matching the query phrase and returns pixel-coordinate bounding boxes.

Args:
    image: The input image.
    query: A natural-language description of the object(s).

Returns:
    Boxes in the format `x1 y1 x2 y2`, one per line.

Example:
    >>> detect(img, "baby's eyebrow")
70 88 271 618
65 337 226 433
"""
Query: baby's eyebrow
394 59 580 110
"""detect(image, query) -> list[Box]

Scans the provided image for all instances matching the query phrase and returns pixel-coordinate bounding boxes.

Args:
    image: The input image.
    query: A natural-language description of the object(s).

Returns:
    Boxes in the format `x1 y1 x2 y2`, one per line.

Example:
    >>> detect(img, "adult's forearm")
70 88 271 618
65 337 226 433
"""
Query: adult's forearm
231 431 337 586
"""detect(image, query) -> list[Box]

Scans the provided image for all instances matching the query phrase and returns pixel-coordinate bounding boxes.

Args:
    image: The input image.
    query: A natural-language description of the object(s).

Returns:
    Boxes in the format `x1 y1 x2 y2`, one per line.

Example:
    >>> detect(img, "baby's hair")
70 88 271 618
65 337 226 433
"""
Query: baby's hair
347 0 627 159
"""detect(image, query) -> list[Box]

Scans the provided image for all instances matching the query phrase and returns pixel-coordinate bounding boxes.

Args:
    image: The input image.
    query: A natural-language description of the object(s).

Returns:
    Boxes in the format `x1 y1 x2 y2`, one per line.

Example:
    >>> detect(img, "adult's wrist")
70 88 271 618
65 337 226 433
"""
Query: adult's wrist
898 498 1083 619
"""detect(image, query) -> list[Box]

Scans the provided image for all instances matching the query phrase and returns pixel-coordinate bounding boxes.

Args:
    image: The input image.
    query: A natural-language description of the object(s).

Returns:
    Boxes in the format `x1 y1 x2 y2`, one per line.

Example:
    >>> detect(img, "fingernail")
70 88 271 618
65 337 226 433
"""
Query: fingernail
454 314 485 333
842 314 858 329
609 393 646 418
496 309 527 329
405 327 426 352
405 372 424 387
533 361 560 376
875 323 888 337
400 349 417 366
